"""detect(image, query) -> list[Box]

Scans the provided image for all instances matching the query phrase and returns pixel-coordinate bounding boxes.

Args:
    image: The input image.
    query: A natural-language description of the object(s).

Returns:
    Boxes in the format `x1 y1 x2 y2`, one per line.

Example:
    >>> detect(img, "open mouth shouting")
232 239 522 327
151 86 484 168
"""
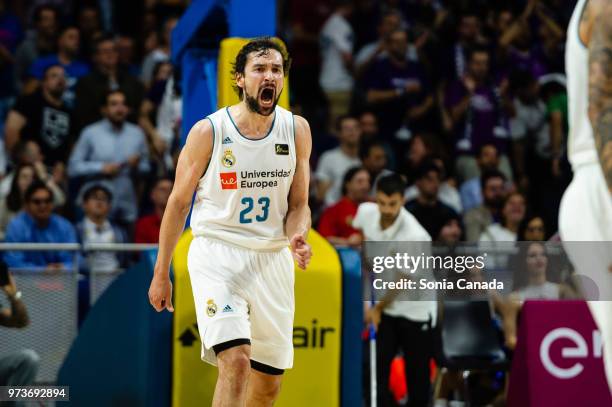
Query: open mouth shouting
259 85 276 108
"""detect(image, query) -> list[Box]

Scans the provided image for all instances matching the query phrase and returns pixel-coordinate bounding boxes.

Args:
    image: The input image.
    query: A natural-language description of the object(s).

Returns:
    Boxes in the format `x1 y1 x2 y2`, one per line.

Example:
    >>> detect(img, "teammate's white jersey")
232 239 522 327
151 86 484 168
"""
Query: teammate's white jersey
190 106 296 250
565 0 598 169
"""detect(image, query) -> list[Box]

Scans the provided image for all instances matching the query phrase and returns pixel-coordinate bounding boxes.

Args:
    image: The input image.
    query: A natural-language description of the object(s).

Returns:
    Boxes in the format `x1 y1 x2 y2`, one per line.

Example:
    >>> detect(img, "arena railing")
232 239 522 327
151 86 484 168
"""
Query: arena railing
0 242 158 383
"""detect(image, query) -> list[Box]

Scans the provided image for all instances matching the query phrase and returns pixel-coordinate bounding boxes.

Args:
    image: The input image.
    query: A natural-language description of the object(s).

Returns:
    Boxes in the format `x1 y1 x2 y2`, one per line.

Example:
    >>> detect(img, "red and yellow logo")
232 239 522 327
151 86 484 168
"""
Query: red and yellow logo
220 172 238 189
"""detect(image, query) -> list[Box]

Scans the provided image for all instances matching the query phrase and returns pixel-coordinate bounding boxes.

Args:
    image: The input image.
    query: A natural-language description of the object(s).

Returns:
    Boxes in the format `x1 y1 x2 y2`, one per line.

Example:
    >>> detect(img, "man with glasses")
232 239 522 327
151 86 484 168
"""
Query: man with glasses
4 182 77 271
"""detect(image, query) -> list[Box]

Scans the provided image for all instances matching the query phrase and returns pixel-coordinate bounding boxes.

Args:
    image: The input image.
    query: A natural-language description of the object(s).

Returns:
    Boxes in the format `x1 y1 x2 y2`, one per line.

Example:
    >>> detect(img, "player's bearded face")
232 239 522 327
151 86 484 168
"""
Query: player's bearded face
241 50 284 116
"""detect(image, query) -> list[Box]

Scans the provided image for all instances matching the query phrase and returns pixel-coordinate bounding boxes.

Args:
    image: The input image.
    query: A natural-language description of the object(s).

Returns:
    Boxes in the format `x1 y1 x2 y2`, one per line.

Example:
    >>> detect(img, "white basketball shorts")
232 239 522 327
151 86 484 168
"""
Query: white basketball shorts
187 236 295 370
559 162 612 390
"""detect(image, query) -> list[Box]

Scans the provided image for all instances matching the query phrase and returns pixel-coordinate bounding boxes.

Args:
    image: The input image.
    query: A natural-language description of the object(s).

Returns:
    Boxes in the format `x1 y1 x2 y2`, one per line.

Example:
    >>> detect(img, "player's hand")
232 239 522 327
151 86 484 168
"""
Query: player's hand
1 272 17 297
290 234 312 270
148 274 174 312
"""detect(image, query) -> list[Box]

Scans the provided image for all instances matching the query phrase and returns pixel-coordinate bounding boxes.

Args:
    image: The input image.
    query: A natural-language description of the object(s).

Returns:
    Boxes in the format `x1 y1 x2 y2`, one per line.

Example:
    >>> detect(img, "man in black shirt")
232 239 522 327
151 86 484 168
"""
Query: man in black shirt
74 34 144 132
5 64 73 167
405 159 458 238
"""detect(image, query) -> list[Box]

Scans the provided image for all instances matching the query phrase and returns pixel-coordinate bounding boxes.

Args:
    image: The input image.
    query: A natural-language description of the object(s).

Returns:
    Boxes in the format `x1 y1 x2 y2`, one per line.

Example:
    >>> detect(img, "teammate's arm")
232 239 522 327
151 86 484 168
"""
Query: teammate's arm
286 115 313 269
148 119 213 312
587 0 612 192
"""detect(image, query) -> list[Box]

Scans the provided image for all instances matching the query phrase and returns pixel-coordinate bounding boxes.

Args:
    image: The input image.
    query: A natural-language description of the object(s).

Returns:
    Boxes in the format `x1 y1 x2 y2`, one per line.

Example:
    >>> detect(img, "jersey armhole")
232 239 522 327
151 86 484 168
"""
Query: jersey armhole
201 116 215 179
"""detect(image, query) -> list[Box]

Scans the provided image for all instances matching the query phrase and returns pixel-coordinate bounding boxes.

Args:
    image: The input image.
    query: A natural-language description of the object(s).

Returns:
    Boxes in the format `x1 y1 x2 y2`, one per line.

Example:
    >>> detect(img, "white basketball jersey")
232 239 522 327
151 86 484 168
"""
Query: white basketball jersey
190 106 296 250
566 0 598 169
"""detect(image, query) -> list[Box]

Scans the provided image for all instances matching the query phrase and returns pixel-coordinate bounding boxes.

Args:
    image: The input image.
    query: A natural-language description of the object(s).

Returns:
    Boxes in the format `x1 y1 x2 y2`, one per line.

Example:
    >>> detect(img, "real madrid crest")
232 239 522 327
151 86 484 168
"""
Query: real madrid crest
206 299 217 317
222 149 236 168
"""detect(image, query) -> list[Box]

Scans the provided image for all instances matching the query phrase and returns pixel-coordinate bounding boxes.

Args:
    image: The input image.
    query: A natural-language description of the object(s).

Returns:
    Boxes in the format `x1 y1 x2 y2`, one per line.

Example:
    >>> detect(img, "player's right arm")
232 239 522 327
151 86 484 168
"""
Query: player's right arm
587 0 612 192
148 119 213 312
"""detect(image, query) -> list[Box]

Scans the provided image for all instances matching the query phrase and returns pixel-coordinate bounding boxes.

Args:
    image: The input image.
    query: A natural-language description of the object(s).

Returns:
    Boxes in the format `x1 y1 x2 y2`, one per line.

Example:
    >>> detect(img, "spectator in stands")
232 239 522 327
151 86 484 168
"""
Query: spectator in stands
116 34 139 77
0 0 23 128
140 16 178 88
404 157 462 214
0 163 65 239
405 160 458 239
4 182 77 270
501 242 578 350
286 0 331 110
5 65 73 167
518 214 546 241
319 1 354 132
354 10 403 79
509 70 550 191
445 45 512 182
356 173 434 407
463 169 507 242
315 115 361 207
135 177 173 243
0 263 39 390
26 25 90 107
364 28 434 141
74 34 144 131
358 111 379 142
497 1 559 80
139 62 182 174
459 143 502 212
479 192 526 242
317 166 370 247
68 89 150 229
400 133 445 184
76 4 102 62
436 212 464 244
76 183 126 272
440 11 484 81
360 140 391 197
0 140 65 204
14 4 58 90
359 111 396 169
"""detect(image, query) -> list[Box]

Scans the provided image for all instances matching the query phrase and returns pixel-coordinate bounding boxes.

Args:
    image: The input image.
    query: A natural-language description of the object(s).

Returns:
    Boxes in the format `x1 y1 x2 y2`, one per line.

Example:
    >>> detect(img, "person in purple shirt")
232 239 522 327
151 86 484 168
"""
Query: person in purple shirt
27 25 90 108
445 46 511 182
4 182 77 270
364 28 434 143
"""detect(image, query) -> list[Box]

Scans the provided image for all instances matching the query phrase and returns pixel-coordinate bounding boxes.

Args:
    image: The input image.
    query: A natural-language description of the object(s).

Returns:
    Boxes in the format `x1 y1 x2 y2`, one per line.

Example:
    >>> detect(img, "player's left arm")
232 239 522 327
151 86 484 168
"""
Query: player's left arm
286 115 313 269
588 0 612 192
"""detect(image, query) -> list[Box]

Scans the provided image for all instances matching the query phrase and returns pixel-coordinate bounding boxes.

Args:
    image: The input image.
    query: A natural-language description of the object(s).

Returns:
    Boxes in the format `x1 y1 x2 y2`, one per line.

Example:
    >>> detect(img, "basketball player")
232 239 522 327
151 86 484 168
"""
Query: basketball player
148 38 312 406
559 0 612 391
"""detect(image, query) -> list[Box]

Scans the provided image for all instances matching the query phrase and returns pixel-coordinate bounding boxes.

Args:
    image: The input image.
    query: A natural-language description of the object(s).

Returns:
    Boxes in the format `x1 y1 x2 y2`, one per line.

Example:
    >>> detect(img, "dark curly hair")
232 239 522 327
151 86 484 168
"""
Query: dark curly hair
231 37 291 99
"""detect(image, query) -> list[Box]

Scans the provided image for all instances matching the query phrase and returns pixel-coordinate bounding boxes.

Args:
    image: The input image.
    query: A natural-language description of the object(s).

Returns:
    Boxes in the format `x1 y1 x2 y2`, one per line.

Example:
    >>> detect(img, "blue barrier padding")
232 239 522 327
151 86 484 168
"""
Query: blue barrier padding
337 247 363 407
228 0 275 37
57 251 172 407
180 50 218 146
171 0 217 64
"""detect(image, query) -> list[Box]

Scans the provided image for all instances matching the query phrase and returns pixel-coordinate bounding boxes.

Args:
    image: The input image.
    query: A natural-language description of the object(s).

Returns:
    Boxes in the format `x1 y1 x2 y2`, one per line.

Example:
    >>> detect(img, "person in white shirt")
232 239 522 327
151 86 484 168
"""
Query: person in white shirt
315 115 362 206
479 192 526 243
354 173 435 407
319 1 355 132
75 183 127 273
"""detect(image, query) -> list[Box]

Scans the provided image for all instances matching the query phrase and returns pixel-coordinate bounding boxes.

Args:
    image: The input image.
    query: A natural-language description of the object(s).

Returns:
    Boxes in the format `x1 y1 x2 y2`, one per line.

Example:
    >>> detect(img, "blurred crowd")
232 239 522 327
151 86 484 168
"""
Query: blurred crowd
0 0 576 272
0 0 188 272
280 0 574 247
